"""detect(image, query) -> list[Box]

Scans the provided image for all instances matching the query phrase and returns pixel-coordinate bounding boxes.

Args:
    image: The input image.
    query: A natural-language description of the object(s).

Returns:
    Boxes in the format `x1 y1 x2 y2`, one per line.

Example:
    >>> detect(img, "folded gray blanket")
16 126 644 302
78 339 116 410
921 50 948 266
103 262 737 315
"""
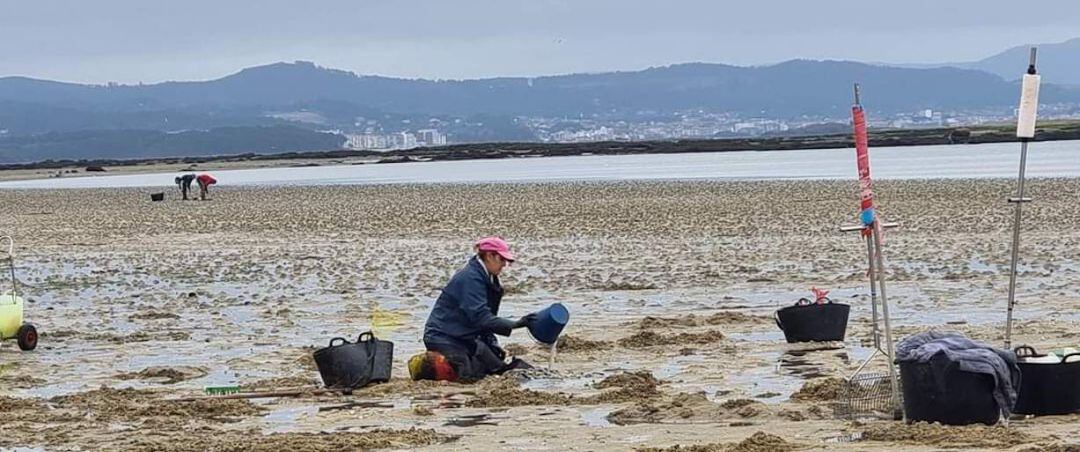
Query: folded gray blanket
896 330 1020 417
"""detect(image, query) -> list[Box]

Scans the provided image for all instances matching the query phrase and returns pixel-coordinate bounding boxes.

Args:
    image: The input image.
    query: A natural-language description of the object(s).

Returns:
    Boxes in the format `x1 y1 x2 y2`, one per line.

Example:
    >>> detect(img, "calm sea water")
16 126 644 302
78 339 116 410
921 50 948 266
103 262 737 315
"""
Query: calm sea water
1 140 1077 189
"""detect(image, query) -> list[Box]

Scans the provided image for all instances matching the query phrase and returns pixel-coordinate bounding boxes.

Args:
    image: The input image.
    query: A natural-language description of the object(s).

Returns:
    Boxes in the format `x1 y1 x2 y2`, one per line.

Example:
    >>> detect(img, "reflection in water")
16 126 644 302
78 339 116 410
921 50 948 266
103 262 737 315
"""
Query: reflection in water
778 348 831 379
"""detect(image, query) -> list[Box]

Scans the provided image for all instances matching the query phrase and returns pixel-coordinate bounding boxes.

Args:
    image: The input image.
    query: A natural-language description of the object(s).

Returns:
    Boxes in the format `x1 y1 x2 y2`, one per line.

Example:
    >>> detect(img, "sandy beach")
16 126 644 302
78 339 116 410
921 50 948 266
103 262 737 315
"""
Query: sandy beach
0 178 1078 451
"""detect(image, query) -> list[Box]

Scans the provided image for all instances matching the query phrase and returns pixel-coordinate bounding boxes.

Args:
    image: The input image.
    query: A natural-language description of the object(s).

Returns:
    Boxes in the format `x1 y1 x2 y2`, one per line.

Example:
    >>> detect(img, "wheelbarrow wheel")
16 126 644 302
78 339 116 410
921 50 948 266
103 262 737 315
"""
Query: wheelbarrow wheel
17 323 37 351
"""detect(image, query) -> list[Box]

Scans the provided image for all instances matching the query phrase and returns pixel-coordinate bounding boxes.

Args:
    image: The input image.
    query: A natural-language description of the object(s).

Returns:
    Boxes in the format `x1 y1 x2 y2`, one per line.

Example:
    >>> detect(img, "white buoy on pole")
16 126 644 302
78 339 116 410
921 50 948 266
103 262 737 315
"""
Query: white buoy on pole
1005 47 1039 349
1016 55 1041 140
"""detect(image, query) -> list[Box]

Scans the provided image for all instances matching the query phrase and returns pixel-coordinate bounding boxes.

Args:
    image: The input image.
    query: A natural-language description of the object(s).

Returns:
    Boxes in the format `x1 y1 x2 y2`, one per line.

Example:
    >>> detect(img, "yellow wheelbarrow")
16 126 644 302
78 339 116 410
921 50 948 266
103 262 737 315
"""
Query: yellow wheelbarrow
0 236 37 351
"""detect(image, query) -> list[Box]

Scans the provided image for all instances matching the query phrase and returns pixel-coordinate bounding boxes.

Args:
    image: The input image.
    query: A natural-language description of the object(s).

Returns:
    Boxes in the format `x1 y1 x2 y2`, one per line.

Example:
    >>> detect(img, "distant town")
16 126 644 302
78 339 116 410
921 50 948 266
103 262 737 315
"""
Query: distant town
343 129 448 150
335 103 1080 150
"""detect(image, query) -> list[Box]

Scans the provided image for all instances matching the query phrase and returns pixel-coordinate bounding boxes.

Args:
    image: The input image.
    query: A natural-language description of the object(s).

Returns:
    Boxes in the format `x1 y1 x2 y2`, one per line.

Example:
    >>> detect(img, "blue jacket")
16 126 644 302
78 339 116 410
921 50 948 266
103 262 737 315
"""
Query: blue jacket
424 256 515 347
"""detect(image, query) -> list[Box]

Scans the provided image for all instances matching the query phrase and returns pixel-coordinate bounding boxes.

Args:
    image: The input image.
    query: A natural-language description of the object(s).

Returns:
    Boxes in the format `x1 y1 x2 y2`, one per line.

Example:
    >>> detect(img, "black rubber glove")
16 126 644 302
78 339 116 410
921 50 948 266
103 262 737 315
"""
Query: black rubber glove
489 317 517 336
514 313 538 329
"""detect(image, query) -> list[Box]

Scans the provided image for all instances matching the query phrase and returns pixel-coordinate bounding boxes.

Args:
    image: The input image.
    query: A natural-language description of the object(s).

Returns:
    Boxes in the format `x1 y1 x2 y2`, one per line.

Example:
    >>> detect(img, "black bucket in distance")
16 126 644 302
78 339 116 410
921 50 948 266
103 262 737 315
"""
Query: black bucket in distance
150 192 164 202
774 301 850 343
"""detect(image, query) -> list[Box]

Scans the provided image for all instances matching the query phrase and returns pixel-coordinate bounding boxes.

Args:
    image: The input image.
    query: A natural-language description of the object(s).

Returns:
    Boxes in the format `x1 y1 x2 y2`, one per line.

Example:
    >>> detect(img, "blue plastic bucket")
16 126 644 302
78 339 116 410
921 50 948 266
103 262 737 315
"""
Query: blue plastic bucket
528 303 569 344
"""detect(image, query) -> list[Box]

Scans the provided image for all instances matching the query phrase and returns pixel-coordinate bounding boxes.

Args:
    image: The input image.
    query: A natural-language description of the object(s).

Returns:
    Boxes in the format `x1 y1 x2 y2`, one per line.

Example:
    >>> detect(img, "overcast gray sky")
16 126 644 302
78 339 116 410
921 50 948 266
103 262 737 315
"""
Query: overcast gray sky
2 0 1078 84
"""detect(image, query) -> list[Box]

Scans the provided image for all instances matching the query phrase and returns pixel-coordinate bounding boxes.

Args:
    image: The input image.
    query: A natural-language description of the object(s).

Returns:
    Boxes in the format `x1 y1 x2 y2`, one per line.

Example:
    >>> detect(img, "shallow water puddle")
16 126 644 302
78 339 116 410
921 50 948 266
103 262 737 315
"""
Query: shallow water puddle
520 376 595 392
220 305 258 326
656 354 706 380
778 355 827 379
778 345 851 379
443 413 502 427
17 380 86 399
263 405 319 433
825 432 864 443
618 435 652 445
727 331 785 343
656 362 685 380
317 400 396 412
518 368 605 392
304 296 347 317
580 407 613 427
896 300 1048 327
108 316 140 335
724 343 871 401
722 366 798 401
967 257 998 273
199 367 240 387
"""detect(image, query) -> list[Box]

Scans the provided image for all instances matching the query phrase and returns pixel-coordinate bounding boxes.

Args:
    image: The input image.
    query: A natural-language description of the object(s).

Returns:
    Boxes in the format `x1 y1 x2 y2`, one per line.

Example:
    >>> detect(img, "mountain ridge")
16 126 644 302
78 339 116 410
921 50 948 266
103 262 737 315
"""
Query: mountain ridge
3 54 1080 162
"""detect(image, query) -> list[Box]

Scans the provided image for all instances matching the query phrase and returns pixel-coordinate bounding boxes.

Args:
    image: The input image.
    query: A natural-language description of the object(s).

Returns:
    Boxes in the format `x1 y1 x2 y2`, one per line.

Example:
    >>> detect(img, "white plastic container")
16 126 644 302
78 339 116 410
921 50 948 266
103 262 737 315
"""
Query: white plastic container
0 294 24 339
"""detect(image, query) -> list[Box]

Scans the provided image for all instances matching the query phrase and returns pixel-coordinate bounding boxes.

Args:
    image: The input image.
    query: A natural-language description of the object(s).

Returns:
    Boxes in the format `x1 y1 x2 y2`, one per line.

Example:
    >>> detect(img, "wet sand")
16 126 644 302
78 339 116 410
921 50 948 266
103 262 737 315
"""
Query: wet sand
0 179 1078 451
0 157 377 182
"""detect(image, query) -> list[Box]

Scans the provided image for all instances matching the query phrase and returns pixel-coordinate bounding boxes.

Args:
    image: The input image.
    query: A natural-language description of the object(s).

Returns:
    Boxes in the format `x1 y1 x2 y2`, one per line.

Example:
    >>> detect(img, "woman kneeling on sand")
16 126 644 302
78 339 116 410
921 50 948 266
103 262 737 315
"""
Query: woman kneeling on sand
419 237 535 381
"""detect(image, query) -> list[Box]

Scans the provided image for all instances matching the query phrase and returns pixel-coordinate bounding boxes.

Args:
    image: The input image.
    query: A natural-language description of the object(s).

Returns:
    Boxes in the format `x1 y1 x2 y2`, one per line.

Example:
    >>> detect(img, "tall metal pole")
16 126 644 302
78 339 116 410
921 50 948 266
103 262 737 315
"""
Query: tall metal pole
1004 140 1029 349
871 226 900 416
1 236 14 299
866 234 881 350
851 83 901 417
1004 47 1038 349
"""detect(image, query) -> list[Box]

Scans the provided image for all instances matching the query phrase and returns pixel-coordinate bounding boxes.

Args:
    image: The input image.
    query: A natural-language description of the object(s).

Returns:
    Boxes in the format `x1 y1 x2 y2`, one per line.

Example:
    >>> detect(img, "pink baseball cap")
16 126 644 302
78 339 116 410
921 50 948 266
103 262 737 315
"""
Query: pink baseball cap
474 236 515 262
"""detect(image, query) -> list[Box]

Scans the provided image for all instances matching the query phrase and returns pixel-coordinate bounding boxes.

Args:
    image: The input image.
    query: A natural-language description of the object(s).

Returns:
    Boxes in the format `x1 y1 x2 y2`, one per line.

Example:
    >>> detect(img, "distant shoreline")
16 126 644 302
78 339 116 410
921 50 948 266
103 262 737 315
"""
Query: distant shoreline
1 121 1077 180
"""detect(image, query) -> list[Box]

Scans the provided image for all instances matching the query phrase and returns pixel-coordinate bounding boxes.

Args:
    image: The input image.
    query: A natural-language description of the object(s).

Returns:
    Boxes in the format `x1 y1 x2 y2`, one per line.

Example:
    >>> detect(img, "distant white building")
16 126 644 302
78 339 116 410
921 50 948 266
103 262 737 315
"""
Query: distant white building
416 129 447 146
346 130 450 150
344 134 364 150
393 132 418 149
549 126 616 143
733 122 758 133
345 134 390 150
